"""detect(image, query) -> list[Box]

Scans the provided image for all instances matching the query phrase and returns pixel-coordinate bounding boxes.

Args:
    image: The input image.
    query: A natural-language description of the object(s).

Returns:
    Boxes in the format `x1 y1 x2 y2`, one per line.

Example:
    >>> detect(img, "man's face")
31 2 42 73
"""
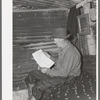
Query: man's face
54 38 64 48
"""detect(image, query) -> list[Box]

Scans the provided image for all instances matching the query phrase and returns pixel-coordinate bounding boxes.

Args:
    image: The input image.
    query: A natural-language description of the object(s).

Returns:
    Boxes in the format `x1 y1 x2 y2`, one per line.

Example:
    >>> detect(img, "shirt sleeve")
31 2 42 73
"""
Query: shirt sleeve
46 50 81 77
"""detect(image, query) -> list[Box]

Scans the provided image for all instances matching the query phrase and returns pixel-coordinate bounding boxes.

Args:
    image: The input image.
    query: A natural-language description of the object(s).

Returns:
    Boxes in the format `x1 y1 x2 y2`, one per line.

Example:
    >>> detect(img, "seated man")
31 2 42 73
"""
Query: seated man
25 28 82 100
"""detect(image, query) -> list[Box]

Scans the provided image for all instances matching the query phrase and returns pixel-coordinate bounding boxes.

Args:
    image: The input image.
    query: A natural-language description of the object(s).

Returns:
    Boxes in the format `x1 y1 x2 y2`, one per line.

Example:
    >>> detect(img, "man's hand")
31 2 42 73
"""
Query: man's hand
41 67 48 74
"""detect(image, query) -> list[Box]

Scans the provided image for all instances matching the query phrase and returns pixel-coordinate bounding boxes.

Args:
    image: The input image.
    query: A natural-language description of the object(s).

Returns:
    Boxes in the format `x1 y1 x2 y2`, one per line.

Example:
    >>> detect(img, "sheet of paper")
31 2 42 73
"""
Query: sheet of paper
32 49 55 68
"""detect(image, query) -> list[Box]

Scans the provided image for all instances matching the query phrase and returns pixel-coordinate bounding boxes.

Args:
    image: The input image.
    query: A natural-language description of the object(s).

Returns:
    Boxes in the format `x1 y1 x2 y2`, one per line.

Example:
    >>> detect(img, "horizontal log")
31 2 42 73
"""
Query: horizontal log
13 32 52 37
23 41 54 47
13 39 52 44
13 21 67 28
13 15 67 19
13 7 69 12
13 77 26 82
13 73 28 78
29 45 57 49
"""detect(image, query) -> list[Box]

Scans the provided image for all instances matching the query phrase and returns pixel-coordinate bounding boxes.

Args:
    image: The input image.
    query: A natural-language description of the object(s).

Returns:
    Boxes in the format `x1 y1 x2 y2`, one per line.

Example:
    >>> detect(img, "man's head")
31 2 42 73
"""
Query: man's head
52 28 70 39
52 28 70 47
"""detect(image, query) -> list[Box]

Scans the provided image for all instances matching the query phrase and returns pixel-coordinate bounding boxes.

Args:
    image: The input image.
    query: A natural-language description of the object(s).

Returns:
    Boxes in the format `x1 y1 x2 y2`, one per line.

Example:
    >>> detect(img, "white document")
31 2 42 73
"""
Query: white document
32 49 55 68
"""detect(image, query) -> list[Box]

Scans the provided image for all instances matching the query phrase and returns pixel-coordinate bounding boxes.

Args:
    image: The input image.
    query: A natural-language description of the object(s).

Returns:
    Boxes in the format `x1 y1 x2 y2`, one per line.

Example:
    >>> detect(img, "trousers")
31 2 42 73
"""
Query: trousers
25 70 75 100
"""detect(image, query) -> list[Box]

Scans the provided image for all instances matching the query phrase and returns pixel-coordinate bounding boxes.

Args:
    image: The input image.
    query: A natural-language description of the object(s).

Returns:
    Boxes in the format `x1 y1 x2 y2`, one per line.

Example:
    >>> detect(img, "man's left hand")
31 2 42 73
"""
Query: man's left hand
41 67 48 74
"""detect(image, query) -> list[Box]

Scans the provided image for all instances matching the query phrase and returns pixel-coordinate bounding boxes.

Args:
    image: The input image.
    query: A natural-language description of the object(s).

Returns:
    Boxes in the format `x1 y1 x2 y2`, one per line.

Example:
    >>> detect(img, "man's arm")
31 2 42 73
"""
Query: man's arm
46 51 81 77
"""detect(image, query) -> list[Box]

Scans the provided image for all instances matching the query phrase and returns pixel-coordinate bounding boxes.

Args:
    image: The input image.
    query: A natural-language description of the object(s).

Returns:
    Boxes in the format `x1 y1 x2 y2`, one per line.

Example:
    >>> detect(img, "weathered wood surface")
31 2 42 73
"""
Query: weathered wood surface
13 9 69 39
13 0 78 10
13 9 91 55
76 35 89 55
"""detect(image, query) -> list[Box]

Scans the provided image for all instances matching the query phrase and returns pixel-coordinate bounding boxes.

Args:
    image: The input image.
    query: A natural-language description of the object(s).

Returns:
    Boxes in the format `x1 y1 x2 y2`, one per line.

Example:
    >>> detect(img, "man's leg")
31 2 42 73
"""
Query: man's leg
25 70 50 100
25 70 71 100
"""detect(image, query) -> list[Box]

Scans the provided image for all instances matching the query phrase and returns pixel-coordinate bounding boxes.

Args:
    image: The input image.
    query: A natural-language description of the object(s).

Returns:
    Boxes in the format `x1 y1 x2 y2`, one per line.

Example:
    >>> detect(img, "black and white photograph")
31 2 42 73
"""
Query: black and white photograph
2 0 98 100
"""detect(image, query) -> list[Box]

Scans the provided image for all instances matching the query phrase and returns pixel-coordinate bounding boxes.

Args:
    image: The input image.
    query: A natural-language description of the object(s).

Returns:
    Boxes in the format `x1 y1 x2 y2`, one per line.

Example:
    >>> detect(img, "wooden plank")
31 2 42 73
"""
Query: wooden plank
78 36 81 54
13 39 52 44
13 67 34 74
13 73 27 78
23 41 54 47
13 77 26 82
29 45 57 50
81 36 85 55
14 35 52 39
82 36 85 55
84 35 89 55
13 32 52 37
13 7 69 12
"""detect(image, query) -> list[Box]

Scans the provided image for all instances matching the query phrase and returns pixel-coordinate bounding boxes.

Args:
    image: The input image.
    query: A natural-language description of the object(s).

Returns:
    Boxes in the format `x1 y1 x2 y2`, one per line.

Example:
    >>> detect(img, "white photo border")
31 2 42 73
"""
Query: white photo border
2 0 12 100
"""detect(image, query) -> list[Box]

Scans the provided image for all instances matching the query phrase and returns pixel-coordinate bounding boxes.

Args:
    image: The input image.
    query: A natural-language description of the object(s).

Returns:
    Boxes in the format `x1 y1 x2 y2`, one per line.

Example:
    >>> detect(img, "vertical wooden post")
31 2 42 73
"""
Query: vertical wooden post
83 3 96 55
